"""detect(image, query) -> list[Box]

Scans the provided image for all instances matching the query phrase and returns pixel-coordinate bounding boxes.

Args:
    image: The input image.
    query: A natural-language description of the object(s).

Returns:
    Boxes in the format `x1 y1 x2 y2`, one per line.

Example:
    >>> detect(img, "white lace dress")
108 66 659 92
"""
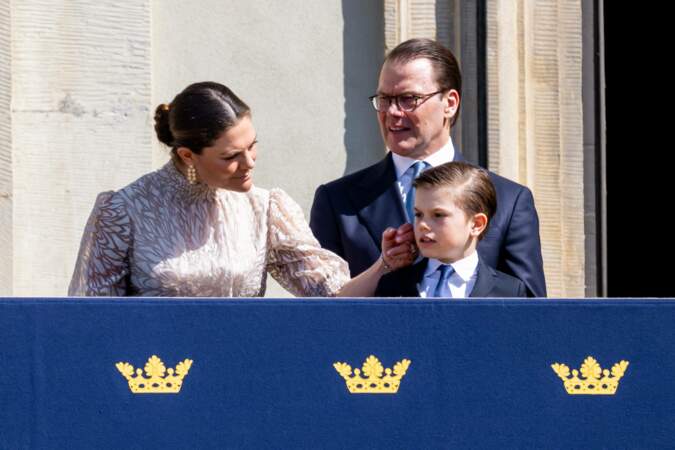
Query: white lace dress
68 162 349 297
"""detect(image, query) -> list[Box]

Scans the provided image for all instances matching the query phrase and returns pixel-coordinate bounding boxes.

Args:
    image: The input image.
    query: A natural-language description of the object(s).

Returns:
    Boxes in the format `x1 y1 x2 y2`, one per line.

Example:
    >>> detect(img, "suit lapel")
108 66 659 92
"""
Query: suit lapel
347 154 407 249
345 148 466 253
400 258 428 297
469 258 496 297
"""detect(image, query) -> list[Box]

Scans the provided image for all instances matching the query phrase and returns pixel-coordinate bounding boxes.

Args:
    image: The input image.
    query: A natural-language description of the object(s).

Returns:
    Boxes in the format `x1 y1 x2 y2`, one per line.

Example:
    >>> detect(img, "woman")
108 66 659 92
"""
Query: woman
68 82 414 297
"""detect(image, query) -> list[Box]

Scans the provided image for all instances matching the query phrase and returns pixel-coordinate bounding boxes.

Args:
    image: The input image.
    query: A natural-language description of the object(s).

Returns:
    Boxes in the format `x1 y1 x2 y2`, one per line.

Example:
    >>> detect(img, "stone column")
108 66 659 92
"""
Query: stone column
385 0 438 51
487 0 585 297
0 0 10 295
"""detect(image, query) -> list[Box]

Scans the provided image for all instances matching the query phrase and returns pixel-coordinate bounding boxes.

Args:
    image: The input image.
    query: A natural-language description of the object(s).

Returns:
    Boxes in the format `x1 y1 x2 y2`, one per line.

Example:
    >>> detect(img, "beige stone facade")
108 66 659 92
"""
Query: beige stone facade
0 1 587 297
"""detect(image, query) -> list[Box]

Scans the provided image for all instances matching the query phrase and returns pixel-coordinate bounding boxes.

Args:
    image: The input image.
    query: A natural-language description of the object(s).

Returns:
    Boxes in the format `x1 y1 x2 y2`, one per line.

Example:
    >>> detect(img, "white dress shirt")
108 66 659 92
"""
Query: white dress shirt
391 139 455 208
418 251 479 298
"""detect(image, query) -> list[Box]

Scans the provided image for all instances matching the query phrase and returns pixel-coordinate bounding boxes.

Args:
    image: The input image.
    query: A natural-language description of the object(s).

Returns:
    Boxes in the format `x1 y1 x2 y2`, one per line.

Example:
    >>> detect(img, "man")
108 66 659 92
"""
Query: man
310 38 546 297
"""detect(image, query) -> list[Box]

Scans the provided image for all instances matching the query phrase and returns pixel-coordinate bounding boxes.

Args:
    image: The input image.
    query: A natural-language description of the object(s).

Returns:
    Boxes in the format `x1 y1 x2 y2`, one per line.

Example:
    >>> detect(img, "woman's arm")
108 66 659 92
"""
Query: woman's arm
68 191 132 296
266 188 416 297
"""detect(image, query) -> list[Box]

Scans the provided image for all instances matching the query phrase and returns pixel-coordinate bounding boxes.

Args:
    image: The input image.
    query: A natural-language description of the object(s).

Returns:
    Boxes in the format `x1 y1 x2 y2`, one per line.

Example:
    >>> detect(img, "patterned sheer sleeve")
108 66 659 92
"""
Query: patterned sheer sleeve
68 191 132 296
266 188 350 297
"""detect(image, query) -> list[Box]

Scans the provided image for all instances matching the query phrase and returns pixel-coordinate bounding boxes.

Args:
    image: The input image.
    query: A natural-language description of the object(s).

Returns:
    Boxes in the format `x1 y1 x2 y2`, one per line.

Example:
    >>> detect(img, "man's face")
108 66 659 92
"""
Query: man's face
376 58 458 159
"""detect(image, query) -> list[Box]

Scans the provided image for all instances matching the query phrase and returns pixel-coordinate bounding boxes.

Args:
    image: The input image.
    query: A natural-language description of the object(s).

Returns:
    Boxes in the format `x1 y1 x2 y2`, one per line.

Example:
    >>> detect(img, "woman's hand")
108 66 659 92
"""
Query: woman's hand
381 223 417 272
336 223 417 297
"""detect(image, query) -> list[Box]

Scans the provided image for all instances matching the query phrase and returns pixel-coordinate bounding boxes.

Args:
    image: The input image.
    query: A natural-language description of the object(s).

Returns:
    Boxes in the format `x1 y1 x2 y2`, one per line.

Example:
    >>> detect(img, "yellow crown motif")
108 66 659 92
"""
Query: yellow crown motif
116 355 193 394
551 356 629 395
334 355 411 394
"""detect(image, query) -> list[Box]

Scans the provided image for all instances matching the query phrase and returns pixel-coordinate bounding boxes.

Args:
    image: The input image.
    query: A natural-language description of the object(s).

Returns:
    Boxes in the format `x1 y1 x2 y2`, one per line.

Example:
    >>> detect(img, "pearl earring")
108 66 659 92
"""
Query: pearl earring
187 165 197 185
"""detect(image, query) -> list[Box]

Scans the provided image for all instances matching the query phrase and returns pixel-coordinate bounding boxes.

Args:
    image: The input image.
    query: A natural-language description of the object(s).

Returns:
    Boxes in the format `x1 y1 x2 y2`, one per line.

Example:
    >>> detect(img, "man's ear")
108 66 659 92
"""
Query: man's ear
443 89 460 120
470 212 488 237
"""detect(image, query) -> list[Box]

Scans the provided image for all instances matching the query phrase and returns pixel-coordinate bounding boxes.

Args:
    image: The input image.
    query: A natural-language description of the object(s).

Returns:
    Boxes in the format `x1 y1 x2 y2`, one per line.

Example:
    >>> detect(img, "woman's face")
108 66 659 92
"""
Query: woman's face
191 115 257 192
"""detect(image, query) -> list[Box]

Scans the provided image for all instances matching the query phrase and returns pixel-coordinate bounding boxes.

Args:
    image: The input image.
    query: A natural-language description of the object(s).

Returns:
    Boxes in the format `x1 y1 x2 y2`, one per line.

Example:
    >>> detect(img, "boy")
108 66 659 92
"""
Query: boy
376 162 527 298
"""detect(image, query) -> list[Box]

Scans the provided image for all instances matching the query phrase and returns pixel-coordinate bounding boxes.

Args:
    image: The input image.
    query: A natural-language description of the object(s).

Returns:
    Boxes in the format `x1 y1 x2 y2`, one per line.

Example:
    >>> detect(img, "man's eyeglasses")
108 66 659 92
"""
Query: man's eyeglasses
368 91 443 112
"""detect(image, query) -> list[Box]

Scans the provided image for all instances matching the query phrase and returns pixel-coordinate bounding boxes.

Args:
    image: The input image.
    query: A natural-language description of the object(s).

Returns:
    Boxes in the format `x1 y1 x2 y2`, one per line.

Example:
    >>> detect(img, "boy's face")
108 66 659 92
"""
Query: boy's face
413 186 484 263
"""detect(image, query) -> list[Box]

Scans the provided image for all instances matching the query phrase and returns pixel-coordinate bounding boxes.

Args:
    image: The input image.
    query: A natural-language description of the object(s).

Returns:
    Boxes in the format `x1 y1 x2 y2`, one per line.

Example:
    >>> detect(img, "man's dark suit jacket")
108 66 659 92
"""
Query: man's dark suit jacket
309 152 547 297
375 257 527 298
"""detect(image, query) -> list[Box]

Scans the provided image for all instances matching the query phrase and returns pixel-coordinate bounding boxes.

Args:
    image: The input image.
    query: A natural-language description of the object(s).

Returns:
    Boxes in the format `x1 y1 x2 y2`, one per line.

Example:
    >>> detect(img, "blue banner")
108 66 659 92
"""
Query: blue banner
1 298 674 449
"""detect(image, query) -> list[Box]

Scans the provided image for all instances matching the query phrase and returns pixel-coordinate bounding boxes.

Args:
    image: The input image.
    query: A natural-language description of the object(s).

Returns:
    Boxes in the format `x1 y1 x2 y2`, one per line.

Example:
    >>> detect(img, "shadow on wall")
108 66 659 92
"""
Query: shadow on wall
341 0 386 175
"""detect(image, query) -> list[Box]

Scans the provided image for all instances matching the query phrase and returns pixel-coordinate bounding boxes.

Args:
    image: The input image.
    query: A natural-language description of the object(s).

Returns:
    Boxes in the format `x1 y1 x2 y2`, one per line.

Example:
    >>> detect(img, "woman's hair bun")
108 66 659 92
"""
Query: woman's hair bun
154 103 174 146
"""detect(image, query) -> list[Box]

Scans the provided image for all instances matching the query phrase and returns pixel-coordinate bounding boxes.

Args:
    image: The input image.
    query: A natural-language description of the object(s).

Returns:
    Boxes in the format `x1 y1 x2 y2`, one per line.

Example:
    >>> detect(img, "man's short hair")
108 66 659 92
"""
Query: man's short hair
414 161 496 238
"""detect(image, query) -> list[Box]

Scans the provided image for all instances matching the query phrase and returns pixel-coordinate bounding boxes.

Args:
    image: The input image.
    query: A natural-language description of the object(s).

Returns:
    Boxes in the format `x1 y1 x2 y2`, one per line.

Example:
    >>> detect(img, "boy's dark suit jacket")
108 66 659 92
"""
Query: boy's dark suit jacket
375 257 527 298
310 151 546 297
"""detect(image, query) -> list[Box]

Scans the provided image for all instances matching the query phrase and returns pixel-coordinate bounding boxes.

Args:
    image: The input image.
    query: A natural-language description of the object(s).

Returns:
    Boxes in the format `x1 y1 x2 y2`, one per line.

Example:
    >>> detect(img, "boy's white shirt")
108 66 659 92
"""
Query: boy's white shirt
418 250 479 298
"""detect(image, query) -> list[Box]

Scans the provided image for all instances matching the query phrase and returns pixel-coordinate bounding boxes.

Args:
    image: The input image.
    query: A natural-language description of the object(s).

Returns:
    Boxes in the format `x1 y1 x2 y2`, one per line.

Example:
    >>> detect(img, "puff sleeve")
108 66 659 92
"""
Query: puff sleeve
266 188 350 297
68 191 132 296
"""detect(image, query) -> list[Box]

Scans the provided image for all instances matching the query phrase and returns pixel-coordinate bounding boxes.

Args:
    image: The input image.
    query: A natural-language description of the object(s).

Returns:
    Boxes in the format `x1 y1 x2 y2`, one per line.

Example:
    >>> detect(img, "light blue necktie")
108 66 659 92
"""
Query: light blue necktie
433 264 455 297
405 161 427 223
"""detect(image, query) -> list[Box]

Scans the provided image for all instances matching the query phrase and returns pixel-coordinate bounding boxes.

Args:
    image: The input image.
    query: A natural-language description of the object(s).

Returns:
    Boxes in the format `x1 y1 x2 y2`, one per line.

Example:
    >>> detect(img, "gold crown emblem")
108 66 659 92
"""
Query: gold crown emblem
551 356 629 395
334 355 411 394
116 355 193 394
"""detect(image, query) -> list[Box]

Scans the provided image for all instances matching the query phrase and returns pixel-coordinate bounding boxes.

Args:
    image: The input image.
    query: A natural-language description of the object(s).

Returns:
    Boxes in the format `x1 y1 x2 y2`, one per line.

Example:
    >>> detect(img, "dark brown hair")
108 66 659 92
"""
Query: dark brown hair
414 161 496 239
154 81 250 155
385 38 462 126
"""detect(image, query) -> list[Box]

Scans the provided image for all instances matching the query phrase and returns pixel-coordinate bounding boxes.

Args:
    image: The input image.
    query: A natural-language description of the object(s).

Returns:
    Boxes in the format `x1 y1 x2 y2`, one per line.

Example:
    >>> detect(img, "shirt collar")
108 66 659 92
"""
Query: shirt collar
424 251 479 283
391 138 455 180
